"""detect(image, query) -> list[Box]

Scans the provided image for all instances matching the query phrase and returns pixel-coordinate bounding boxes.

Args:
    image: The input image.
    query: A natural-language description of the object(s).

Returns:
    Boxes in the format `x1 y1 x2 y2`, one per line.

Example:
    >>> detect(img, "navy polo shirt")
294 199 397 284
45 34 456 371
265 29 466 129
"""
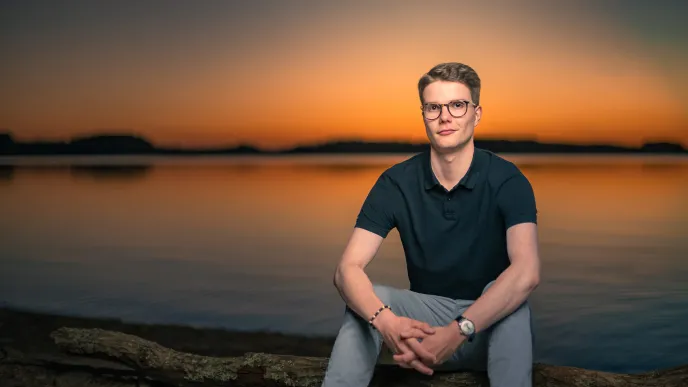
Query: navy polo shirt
355 147 538 301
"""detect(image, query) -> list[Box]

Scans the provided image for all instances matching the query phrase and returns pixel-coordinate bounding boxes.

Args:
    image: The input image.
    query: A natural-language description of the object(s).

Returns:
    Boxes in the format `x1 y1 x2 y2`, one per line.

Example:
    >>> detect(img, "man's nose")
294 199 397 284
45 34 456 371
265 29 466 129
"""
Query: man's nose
440 105 452 120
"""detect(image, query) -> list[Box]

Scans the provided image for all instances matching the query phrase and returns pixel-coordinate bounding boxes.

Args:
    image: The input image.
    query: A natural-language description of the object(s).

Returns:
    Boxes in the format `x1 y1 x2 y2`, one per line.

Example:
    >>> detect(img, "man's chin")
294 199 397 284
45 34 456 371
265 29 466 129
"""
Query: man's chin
431 139 468 152
431 131 473 149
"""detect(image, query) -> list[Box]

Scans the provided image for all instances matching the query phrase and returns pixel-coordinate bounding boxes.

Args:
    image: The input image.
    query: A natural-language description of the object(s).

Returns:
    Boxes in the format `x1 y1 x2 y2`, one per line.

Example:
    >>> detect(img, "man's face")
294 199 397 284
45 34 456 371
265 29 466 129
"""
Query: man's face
421 80 481 153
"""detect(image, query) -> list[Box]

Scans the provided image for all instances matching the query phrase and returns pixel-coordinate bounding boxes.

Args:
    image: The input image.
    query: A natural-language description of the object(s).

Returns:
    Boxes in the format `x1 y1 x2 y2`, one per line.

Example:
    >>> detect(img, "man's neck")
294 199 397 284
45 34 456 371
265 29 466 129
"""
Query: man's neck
430 142 475 191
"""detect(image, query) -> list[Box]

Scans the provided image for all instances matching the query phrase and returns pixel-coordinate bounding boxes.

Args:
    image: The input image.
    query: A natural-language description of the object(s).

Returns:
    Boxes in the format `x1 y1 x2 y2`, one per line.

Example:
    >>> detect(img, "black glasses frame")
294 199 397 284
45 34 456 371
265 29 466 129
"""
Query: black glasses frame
421 99 478 120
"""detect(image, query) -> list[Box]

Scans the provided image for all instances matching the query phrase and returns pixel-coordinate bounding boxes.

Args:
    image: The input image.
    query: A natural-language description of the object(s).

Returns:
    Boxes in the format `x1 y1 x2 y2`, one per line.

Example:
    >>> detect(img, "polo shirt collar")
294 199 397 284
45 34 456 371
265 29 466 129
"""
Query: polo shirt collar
423 148 485 191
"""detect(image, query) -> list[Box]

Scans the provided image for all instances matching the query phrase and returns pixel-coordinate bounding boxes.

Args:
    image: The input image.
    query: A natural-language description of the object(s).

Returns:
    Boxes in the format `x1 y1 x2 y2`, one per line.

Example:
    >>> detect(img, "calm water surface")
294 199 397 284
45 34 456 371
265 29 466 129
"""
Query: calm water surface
1 154 687 373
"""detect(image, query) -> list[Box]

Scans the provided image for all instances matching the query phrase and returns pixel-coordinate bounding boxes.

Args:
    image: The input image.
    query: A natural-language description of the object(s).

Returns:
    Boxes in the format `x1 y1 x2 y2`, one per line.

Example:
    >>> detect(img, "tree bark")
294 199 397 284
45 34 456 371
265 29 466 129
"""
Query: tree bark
5 327 680 386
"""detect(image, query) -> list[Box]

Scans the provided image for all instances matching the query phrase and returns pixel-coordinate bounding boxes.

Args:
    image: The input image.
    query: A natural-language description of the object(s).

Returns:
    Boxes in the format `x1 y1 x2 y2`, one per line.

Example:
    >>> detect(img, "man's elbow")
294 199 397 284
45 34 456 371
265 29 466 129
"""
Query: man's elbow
511 256 540 293
333 262 363 291
520 263 540 293
526 271 540 291
332 264 343 290
332 263 350 290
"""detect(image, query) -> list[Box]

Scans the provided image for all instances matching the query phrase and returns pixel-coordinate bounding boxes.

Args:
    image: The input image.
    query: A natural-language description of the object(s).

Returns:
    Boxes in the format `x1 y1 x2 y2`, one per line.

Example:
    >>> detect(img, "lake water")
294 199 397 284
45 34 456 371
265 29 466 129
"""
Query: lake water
1 153 687 374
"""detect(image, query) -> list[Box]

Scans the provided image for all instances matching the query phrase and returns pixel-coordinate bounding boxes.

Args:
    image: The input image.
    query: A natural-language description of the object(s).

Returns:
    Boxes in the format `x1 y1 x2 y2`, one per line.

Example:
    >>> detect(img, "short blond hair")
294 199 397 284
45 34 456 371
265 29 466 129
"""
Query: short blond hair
418 62 481 105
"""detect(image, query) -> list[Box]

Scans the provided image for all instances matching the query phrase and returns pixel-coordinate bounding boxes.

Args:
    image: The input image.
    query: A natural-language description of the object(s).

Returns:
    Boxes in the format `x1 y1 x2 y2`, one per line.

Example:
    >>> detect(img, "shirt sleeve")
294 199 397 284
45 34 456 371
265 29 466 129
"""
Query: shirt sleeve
354 172 397 238
496 172 538 229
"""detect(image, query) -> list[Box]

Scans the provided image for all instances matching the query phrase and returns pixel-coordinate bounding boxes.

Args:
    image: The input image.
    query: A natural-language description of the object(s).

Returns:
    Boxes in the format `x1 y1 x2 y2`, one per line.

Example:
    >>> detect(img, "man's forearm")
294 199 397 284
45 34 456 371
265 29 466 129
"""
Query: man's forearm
457 263 539 334
334 264 388 321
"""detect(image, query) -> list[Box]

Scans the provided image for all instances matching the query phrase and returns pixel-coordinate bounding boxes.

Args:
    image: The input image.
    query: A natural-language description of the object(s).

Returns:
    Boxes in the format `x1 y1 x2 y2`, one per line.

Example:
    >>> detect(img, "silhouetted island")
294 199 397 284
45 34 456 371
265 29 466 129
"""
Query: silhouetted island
0 131 685 156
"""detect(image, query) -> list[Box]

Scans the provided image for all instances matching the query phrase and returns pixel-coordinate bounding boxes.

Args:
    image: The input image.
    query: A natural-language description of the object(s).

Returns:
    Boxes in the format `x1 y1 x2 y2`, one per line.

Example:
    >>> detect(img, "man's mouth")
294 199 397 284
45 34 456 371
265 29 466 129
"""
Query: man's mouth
438 129 456 136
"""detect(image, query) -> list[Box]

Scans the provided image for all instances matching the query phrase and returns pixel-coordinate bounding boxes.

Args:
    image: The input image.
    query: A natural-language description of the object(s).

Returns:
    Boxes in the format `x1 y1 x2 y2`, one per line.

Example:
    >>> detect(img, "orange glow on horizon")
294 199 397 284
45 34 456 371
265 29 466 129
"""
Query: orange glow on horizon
2 2 686 149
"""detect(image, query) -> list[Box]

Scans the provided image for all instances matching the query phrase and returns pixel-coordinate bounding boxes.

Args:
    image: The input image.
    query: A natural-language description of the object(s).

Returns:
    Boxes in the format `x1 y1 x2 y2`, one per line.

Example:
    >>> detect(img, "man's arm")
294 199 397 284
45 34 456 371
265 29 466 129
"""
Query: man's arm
335 227 436 375
336 171 396 320
452 221 540 334
333 227 388 320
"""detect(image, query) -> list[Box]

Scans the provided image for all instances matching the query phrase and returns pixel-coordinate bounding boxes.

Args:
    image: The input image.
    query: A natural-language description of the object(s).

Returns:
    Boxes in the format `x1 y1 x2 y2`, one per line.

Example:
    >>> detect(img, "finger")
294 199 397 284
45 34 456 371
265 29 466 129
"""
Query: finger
382 338 398 355
400 327 429 339
395 340 414 356
420 321 435 334
390 333 411 353
410 359 434 375
411 320 435 334
393 351 417 364
406 338 437 364
393 342 418 366
392 350 425 373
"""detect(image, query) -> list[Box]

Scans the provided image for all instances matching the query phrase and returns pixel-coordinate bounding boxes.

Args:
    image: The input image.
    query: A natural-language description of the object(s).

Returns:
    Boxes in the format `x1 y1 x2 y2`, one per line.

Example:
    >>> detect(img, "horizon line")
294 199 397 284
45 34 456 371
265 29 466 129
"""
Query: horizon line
2 129 686 151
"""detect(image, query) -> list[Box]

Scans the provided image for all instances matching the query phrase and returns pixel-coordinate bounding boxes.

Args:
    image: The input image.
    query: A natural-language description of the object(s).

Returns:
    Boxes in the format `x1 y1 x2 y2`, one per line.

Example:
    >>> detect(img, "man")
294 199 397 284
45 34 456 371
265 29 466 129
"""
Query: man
321 62 540 387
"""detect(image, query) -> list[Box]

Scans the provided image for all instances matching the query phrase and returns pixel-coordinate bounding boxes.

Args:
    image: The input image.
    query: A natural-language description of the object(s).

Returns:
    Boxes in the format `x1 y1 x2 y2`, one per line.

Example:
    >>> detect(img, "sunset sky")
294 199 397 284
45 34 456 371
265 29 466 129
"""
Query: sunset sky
1 0 686 150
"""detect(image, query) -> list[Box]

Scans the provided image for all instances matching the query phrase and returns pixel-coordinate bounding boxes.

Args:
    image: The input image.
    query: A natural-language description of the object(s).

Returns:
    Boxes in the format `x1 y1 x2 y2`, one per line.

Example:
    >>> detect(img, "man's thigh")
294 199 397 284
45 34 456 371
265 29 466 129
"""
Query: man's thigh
372 284 458 327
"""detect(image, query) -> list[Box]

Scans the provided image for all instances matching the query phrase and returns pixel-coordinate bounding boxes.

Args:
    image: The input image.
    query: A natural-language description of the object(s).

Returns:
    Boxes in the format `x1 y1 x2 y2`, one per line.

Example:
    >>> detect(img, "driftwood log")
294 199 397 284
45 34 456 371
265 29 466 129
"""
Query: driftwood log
3 327 687 387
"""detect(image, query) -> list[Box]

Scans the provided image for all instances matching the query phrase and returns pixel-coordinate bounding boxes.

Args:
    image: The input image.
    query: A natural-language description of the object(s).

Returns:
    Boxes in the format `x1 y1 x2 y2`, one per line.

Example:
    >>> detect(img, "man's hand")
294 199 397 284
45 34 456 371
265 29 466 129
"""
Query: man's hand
393 322 465 370
372 311 436 375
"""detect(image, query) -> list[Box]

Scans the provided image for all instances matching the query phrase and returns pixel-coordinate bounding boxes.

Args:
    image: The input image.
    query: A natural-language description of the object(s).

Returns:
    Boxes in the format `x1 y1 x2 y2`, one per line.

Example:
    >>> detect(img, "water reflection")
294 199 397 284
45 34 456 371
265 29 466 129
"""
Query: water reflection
0 165 14 181
69 165 152 181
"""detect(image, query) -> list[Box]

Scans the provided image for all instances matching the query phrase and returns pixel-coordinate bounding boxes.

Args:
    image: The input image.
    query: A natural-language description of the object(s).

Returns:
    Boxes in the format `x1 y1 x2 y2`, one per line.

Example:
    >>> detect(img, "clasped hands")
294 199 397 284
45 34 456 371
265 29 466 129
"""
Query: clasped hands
372 311 464 376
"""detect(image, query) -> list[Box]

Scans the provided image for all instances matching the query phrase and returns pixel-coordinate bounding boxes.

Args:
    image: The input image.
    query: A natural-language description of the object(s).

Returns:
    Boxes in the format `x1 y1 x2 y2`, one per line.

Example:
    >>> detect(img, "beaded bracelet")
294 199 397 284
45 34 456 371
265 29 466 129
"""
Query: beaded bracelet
368 305 391 328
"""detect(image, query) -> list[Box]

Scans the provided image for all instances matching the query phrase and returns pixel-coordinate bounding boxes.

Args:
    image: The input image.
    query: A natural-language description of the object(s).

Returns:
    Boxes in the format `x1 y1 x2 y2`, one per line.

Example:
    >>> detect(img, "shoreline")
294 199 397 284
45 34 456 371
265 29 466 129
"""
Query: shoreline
3 305 688 387
0 305 336 359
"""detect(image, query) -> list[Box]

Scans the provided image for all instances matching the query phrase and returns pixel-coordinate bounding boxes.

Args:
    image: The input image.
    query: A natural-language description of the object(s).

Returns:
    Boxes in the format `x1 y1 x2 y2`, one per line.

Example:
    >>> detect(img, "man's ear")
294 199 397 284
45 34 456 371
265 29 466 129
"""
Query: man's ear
474 105 482 126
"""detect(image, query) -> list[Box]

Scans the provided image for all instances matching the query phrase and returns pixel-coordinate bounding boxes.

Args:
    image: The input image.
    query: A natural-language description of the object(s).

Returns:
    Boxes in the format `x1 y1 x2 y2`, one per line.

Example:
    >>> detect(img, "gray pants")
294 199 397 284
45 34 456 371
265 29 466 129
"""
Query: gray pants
321 282 534 387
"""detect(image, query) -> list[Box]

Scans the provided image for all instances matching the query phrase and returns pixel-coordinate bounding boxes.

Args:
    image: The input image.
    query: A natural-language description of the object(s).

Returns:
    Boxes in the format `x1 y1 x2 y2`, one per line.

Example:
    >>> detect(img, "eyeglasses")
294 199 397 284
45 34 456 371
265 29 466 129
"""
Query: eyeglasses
421 99 478 120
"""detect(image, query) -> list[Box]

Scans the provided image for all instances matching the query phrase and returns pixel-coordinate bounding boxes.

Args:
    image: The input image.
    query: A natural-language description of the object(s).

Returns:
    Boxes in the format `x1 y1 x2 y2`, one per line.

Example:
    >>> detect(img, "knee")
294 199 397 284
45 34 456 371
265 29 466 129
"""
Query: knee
510 301 531 320
496 301 532 334
481 281 532 328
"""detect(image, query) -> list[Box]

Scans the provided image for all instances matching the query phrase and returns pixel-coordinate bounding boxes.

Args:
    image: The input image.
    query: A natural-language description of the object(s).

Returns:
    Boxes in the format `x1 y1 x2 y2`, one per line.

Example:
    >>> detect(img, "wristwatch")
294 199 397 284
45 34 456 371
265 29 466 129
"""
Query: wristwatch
456 315 476 342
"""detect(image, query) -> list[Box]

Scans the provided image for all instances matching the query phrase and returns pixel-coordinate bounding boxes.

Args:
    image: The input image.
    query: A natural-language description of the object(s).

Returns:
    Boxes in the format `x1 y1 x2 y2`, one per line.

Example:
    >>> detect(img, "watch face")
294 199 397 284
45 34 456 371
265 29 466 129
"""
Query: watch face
459 319 475 335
